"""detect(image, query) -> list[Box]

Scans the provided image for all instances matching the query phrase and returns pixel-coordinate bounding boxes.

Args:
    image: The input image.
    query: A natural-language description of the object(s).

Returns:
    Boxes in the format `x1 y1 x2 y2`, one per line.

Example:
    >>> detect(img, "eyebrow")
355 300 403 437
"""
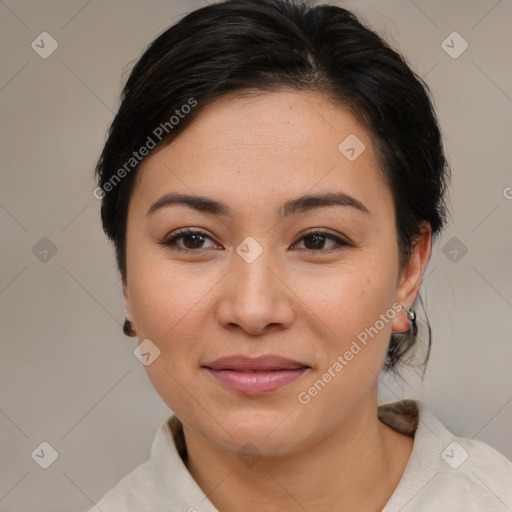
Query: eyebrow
146 191 370 218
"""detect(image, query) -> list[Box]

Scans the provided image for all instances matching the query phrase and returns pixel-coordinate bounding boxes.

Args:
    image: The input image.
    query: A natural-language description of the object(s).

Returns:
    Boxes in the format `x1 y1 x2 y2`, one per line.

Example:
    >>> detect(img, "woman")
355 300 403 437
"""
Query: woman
88 0 512 510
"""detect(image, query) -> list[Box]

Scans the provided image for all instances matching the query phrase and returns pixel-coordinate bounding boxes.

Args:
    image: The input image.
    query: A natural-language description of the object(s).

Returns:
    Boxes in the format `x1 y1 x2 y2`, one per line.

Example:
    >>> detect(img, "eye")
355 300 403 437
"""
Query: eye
159 228 351 254
292 230 351 253
159 228 219 253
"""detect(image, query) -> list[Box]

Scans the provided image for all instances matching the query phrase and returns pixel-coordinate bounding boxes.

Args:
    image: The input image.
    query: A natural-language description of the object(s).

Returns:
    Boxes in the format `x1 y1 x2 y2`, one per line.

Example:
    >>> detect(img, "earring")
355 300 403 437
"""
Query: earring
123 316 137 337
404 306 418 336
402 305 416 333
405 306 416 324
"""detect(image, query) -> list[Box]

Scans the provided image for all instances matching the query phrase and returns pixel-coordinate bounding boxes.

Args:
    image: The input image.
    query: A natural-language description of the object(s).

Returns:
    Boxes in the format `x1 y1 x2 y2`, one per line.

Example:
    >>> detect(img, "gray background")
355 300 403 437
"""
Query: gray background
0 0 511 510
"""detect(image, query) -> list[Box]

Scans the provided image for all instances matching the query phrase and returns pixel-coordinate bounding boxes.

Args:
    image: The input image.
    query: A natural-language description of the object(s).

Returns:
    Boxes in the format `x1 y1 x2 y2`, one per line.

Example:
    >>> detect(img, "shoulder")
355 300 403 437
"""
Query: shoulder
381 400 512 511
84 458 156 511
422 431 512 511
435 431 512 506
83 414 216 512
83 416 179 512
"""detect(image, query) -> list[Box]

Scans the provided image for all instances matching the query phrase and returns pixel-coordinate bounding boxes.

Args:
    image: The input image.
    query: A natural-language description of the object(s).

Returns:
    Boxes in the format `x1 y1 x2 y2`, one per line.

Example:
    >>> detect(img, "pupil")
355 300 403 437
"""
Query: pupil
185 234 204 249
305 234 324 250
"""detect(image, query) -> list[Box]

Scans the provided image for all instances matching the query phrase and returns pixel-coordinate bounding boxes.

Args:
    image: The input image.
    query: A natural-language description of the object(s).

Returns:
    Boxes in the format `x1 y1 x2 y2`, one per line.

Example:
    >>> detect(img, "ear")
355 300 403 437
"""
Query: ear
391 222 432 334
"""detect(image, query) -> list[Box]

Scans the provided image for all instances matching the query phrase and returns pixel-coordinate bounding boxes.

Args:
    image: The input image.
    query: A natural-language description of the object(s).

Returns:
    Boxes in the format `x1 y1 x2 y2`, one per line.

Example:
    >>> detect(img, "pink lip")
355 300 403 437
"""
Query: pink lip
202 355 310 396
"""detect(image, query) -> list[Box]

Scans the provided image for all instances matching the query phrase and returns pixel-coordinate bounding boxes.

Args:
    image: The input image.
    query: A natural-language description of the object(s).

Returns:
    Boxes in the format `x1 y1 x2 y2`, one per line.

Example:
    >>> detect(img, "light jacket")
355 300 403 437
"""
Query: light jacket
86 400 512 511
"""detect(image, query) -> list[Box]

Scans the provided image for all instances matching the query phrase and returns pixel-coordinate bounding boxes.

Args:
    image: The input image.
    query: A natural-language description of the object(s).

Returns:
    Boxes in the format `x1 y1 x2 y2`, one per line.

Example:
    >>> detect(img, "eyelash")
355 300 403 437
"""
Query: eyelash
159 228 351 254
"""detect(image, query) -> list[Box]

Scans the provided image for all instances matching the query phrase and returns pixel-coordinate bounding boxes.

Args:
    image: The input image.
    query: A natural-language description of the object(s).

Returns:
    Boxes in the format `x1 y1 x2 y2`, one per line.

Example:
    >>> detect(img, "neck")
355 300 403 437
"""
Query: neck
179 394 414 512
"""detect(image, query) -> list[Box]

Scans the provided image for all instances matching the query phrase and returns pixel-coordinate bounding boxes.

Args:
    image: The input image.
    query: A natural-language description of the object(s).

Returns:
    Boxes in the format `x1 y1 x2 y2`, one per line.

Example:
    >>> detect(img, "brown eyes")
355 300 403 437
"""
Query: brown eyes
159 228 351 254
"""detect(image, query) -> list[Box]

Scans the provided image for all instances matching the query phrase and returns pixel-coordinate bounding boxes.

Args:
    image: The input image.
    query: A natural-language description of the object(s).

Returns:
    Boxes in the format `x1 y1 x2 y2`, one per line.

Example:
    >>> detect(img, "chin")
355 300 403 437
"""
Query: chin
205 403 315 457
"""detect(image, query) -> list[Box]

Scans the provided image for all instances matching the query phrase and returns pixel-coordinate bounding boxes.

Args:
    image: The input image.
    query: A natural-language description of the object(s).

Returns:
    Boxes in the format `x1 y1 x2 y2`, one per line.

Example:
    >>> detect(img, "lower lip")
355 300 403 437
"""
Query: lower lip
205 368 307 395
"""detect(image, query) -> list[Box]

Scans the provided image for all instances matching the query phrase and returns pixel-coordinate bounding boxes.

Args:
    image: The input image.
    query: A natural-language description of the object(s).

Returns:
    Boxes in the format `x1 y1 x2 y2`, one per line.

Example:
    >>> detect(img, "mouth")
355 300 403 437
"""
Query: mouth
202 355 311 395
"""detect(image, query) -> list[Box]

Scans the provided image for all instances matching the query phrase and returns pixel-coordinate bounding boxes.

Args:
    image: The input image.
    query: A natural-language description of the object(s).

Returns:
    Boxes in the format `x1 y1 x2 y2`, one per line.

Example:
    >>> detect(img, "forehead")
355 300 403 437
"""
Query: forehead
130 90 391 218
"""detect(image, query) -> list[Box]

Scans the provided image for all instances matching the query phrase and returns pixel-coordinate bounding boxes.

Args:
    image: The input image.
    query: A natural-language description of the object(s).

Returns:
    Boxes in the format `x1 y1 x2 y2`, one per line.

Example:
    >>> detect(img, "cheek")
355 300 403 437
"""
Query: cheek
127 260 212 414
128 253 215 341
291 275 396 444
295 259 396 340
294 269 396 413
296 262 397 406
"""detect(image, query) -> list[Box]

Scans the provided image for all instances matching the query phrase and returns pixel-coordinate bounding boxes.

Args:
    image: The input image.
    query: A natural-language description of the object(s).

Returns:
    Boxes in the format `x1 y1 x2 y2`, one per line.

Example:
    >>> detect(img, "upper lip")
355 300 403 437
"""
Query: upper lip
202 355 310 371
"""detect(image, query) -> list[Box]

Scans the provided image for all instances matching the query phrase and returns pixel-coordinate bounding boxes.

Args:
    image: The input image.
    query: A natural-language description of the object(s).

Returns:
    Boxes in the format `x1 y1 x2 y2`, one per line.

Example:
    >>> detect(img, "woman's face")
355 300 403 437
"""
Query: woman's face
123 90 430 456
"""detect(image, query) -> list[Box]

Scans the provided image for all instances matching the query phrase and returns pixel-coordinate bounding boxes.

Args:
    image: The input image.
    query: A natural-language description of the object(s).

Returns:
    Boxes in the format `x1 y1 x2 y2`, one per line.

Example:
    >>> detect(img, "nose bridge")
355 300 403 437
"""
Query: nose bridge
216 237 293 333
234 238 280 305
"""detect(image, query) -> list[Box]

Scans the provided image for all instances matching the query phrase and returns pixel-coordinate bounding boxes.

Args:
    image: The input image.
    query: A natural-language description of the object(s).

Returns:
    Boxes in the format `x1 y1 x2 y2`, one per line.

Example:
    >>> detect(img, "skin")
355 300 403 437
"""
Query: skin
123 90 432 511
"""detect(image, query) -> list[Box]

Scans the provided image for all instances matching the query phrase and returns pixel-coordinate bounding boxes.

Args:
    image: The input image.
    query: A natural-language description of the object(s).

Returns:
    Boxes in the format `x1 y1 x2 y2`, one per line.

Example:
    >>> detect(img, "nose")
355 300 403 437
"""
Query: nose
215 248 295 336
